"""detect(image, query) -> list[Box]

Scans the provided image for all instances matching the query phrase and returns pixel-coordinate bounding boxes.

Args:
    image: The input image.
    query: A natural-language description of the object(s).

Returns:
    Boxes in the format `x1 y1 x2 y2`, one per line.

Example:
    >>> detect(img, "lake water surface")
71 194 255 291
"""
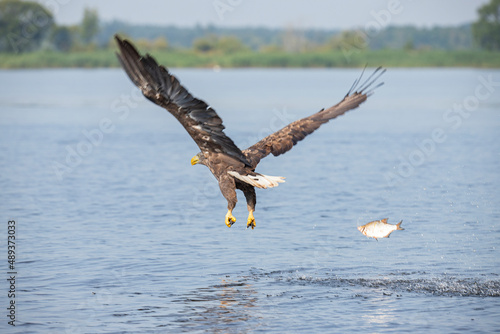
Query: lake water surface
1 68 499 333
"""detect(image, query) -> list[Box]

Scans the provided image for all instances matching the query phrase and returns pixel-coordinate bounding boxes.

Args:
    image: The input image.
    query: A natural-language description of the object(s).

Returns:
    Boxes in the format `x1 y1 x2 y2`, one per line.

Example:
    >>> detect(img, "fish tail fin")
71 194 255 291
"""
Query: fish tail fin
396 220 404 230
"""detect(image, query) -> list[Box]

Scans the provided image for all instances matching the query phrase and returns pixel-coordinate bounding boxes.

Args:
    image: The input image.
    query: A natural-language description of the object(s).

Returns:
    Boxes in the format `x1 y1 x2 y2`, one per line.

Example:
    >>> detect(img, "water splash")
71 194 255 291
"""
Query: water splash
277 272 500 297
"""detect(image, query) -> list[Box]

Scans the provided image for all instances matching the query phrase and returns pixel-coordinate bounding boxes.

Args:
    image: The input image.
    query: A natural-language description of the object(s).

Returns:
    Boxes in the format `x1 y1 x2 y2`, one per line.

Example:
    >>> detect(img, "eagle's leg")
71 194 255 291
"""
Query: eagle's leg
241 185 257 230
220 175 237 227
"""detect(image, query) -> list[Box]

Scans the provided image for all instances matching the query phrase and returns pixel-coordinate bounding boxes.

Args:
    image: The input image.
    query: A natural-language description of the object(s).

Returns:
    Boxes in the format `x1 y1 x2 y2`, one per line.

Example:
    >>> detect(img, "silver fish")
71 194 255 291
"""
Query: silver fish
358 218 403 240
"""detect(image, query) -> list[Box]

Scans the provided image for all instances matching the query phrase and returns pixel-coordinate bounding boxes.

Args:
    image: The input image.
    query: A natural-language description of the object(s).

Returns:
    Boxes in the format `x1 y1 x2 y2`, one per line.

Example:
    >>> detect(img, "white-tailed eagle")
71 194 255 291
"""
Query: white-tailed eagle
115 35 385 229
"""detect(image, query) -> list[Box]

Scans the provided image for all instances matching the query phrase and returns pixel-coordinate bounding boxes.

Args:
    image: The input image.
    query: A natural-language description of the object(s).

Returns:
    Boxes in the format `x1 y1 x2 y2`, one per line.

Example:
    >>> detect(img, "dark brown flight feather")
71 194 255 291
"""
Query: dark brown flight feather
115 35 250 166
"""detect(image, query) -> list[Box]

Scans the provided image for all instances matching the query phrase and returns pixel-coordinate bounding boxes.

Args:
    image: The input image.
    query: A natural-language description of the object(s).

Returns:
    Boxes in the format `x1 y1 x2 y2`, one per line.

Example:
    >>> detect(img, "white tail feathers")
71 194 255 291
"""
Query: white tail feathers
228 171 285 189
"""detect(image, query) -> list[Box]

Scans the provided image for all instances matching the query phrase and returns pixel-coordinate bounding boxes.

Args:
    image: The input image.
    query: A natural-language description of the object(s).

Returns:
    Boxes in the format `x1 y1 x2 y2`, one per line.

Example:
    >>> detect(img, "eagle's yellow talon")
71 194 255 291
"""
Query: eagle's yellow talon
225 210 236 228
246 211 256 229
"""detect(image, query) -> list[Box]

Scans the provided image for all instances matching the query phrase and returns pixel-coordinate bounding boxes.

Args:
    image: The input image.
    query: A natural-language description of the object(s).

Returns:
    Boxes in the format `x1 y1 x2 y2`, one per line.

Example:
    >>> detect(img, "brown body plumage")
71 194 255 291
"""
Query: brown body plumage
115 35 385 229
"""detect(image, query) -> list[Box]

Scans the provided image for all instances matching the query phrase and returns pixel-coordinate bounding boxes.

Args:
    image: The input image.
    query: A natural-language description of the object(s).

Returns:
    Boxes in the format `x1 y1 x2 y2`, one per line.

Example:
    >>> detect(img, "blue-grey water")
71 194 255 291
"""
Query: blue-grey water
1 68 499 333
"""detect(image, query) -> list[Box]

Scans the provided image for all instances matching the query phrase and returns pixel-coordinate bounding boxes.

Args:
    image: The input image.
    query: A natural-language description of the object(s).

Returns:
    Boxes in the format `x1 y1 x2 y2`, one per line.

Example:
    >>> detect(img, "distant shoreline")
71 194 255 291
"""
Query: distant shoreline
1 49 499 69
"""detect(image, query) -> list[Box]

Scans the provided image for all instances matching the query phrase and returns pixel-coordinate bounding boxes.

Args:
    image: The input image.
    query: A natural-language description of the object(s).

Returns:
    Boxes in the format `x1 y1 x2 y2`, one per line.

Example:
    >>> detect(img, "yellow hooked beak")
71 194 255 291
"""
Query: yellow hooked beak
191 155 199 165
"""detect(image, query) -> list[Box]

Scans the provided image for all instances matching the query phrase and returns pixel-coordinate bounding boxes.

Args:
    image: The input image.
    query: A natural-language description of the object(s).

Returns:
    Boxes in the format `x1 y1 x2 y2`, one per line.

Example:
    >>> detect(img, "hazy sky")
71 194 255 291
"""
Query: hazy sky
36 0 488 30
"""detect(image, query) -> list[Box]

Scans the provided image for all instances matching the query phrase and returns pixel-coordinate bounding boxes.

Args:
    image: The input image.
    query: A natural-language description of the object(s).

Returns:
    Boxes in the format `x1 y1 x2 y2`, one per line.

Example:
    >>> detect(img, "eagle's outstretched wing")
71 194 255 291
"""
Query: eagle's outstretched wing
115 35 250 166
242 67 385 168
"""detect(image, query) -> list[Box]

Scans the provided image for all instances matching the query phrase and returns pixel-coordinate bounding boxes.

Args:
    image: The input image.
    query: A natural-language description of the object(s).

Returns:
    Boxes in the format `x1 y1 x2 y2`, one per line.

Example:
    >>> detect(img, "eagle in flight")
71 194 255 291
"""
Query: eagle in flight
115 35 385 229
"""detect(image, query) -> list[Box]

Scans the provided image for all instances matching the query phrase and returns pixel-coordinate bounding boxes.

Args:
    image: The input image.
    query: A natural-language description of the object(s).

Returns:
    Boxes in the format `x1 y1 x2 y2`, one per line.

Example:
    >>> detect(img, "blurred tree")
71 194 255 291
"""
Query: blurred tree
472 0 500 50
193 35 248 54
327 30 367 52
0 0 54 53
152 36 169 50
282 26 308 53
80 7 99 45
259 44 282 53
50 26 75 51
216 36 248 53
403 39 415 51
136 38 152 51
193 35 217 53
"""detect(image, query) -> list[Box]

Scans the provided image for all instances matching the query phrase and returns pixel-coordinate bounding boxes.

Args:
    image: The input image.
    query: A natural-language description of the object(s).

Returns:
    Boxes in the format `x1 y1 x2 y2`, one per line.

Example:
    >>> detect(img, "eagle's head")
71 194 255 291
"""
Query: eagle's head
191 152 207 166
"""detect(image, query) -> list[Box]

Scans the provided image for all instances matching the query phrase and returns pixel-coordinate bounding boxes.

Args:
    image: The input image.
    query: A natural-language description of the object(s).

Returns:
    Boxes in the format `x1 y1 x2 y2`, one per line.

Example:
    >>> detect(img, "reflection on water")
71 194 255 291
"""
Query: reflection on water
173 278 259 332
361 298 397 326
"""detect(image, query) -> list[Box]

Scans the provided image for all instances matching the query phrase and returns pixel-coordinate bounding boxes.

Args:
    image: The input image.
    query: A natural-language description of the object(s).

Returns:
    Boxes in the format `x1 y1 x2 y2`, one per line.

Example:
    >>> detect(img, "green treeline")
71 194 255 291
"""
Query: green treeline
2 48 499 69
0 0 499 68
